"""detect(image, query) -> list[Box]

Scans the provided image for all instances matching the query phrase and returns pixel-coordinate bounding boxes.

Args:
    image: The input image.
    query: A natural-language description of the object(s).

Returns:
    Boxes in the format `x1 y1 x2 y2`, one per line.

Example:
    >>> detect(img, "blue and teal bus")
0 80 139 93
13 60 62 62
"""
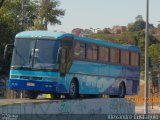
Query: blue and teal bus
8 31 141 99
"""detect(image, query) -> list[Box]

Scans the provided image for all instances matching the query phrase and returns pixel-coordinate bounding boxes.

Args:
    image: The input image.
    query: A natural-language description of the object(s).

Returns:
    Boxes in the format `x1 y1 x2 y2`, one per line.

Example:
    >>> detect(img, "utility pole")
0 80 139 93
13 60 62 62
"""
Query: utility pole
21 0 24 98
144 0 149 114
22 0 24 31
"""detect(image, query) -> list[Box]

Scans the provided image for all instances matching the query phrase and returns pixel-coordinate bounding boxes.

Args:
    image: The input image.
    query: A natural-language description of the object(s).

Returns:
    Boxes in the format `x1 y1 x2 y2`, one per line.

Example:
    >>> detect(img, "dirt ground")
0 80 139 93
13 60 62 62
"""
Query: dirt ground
126 80 160 106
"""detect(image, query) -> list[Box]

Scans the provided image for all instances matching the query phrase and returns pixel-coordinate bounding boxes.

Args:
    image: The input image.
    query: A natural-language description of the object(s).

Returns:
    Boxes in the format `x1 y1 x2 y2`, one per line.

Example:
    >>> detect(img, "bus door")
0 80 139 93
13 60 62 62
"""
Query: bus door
59 47 67 76
59 38 73 76
59 47 72 76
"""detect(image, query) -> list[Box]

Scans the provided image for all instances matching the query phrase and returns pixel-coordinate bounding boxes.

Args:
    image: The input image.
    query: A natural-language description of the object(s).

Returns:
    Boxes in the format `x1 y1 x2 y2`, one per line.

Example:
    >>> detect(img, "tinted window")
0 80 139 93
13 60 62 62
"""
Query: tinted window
104 48 109 62
74 42 85 59
121 50 129 65
131 52 139 66
92 45 98 60
126 51 130 65
12 39 59 69
99 46 109 62
86 44 92 59
110 48 120 64
86 44 98 60
34 40 59 69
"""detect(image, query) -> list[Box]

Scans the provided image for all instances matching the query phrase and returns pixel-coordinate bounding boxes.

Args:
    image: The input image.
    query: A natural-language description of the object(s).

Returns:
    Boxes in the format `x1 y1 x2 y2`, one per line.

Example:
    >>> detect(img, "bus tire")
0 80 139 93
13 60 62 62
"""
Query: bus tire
118 82 125 98
69 80 79 99
26 91 38 99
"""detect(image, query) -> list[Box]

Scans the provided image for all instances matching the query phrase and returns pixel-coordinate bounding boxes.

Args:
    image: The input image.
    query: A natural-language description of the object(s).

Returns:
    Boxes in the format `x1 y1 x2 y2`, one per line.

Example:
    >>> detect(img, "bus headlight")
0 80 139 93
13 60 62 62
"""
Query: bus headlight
12 82 18 86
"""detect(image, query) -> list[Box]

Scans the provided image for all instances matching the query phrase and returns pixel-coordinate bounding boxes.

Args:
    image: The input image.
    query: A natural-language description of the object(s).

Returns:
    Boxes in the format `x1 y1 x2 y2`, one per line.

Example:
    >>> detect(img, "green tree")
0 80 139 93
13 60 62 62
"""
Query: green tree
1 0 65 30
39 0 65 29
128 20 145 32
135 15 143 21
117 31 136 45
91 33 116 42
0 9 15 72
2 0 38 30
149 44 160 70
155 28 160 41
97 28 111 34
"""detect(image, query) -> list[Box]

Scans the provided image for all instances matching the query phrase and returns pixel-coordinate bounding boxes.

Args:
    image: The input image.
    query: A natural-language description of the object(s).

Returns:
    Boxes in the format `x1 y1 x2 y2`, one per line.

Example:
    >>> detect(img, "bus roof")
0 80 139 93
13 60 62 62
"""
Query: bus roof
16 31 72 39
16 31 141 52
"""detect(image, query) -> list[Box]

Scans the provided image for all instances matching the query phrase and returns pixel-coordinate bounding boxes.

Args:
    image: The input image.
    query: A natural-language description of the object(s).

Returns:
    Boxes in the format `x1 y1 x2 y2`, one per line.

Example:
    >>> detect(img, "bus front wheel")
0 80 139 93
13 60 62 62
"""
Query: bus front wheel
69 80 79 99
26 91 38 99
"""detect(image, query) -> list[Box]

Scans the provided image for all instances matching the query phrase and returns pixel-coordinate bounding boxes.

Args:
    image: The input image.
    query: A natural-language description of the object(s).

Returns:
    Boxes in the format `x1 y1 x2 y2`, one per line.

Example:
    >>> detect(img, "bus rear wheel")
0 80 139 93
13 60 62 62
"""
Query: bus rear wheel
118 82 125 98
26 91 38 99
69 80 79 99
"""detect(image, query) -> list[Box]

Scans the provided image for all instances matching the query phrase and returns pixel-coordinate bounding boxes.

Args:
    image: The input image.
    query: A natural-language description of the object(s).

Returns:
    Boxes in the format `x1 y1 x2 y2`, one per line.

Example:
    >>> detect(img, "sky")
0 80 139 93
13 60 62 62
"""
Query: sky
48 0 160 33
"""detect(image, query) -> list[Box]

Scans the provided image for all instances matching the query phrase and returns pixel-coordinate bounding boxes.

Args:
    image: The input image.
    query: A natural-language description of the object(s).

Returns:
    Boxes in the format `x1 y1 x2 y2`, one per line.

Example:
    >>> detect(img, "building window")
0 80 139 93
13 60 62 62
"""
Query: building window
131 52 139 66
74 42 85 59
86 44 98 60
110 48 120 64
121 50 129 65
99 46 109 62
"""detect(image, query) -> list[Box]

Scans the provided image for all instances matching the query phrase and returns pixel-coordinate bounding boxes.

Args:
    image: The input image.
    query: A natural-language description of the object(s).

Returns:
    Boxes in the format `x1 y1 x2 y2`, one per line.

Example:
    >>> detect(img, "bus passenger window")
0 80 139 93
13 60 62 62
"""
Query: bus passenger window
99 46 109 62
86 44 98 60
121 50 129 65
104 48 109 62
125 51 130 65
110 48 120 64
131 52 139 66
121 50 125 65
99 46 105 61
74 42 85 59
86 44 92 60
92 45 98 60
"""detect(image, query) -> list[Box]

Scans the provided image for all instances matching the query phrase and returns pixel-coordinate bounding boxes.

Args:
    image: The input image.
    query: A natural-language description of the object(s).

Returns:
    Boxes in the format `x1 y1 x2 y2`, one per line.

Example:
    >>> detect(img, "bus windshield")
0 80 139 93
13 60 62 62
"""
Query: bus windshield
11 38 60 70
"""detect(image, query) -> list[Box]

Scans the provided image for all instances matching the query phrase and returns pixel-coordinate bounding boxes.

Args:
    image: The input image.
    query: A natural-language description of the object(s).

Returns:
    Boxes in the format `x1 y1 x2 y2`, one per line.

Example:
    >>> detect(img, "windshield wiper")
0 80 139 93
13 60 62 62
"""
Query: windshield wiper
11 65 32 70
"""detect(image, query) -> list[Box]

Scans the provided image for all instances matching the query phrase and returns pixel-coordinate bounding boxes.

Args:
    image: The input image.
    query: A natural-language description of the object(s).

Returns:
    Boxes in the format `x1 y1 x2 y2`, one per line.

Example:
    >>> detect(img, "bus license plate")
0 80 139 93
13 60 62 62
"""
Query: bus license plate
27 82 35 87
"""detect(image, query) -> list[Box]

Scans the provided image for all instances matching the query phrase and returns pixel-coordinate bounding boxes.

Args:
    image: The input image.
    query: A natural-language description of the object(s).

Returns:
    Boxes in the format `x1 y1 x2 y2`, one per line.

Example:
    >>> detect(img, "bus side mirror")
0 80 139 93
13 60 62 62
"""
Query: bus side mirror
3 44 14 60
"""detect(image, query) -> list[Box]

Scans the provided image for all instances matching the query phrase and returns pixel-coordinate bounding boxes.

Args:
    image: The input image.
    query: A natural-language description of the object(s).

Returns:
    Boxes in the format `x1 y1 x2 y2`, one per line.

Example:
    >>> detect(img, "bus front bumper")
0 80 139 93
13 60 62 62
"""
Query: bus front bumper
8 79 67 93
